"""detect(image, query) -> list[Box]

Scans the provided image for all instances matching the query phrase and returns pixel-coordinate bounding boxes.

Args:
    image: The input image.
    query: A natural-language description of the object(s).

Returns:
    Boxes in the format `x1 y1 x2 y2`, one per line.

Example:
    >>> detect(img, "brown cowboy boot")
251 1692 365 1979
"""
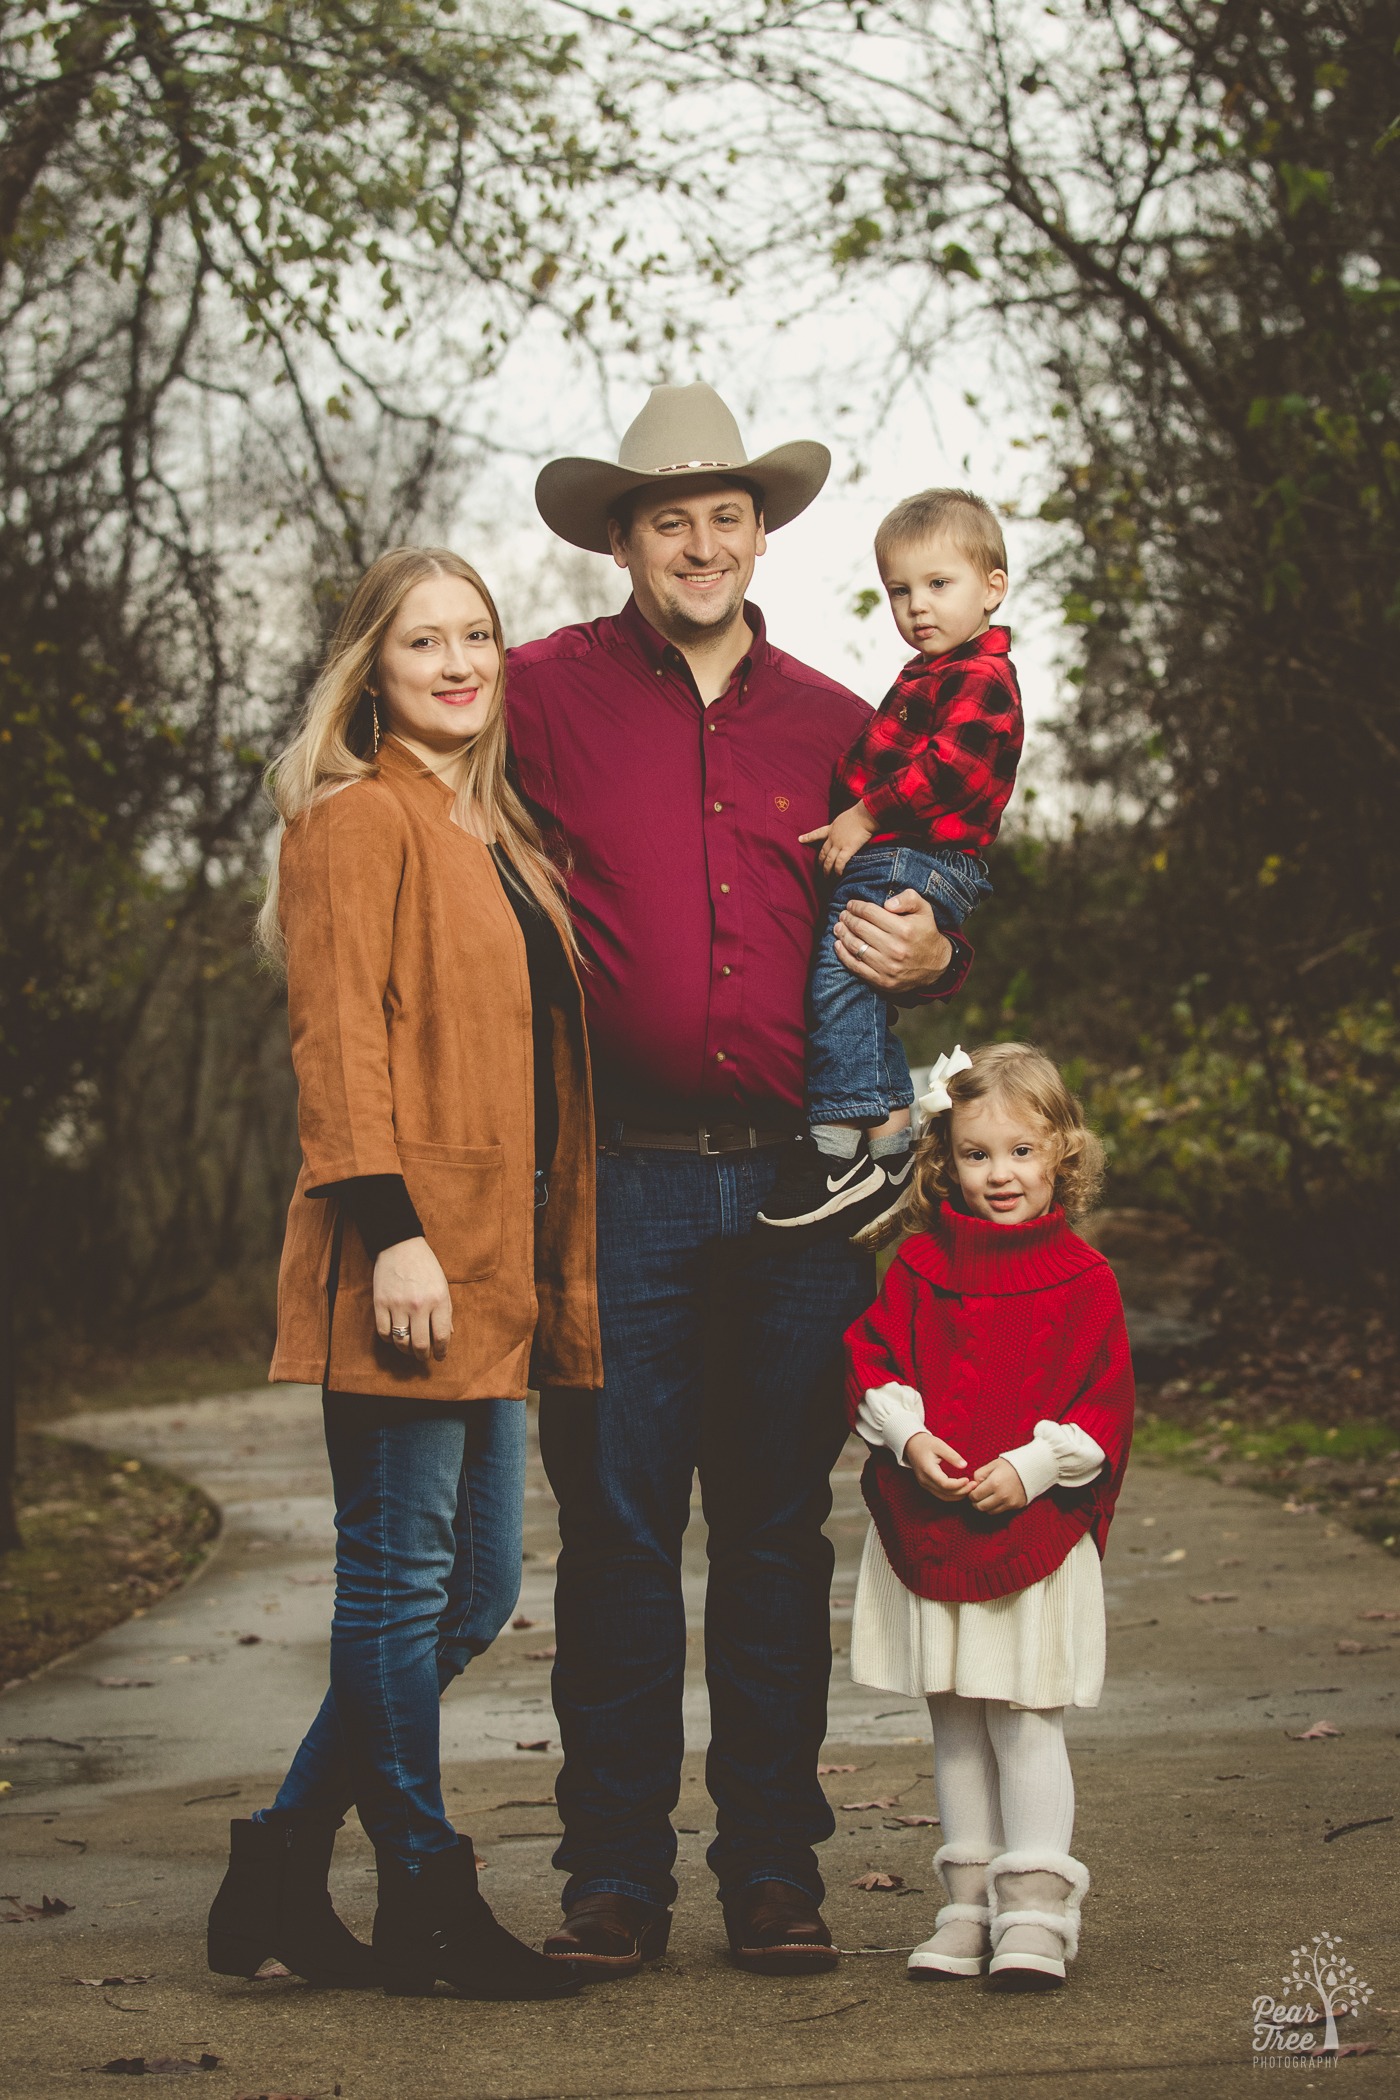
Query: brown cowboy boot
723 1880 839 1975
542 1893 672 1977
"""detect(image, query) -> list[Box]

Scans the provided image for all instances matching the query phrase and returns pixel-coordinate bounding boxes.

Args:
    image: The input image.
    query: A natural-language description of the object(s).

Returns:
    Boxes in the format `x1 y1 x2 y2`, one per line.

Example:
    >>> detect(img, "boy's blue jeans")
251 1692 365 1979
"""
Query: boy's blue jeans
807 841 991 1128
539 1141 874 1913
261 1392 526 1867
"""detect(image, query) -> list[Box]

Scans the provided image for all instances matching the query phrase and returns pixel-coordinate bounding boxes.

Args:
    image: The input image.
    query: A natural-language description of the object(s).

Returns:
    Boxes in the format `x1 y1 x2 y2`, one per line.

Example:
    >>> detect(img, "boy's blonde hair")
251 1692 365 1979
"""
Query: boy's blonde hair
875 487 1008 582
909 1042 1105 1227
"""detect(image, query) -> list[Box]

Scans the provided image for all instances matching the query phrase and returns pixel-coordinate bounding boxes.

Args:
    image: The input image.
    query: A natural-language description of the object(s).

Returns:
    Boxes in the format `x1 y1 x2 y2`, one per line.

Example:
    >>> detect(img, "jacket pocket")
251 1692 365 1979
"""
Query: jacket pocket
397 1140 504 1284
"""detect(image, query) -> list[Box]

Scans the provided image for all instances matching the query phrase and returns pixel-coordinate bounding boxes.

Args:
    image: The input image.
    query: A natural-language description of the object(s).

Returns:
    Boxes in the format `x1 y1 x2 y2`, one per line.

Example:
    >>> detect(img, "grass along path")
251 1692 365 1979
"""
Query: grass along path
0 1434 219 1688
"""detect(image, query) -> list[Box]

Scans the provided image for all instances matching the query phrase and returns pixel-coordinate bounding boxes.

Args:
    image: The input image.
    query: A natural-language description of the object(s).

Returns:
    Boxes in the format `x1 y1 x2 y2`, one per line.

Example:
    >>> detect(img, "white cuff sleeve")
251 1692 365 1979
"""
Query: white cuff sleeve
1001 1419 1107 1502
855 1381 928 1468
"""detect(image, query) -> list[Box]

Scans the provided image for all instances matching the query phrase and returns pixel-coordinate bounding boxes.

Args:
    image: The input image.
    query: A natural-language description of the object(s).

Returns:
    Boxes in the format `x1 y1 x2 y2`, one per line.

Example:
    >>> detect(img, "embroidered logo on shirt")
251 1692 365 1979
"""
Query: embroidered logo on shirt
774 794 790 812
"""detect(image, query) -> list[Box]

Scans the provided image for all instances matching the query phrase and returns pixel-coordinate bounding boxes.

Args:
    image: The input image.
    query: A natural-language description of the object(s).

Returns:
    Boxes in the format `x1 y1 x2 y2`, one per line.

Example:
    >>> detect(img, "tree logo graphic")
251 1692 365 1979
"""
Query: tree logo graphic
1253 1932 1374 2058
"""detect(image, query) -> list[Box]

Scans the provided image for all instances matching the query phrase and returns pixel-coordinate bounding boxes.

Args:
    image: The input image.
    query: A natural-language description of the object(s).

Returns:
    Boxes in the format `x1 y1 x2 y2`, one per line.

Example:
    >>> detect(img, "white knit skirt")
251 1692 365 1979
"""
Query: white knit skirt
849 1522 1106 1711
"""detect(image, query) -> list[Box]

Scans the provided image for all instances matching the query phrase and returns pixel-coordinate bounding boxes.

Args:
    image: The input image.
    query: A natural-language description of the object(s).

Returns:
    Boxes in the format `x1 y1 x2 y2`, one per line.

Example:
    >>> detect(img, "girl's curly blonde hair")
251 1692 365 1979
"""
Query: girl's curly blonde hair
909 1042 1105 1228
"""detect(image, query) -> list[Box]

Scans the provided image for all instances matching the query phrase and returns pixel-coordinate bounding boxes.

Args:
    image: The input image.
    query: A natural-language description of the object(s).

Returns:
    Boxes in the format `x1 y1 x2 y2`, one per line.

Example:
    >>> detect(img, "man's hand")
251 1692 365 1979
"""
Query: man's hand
374 1236 453 1366
968 1457 1028 1514
835 889 953 995
800 799 879 877
904 1428 973 1501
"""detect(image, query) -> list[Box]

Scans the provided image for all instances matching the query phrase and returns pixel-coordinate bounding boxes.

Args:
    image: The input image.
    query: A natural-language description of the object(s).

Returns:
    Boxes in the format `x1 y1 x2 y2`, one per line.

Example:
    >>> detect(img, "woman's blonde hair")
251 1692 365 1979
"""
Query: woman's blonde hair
255 547 574 967
909 1042 1105 1226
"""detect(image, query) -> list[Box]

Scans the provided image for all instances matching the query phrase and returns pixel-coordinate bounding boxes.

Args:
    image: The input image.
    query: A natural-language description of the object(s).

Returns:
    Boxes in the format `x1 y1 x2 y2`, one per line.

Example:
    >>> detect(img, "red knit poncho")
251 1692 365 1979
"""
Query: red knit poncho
844 1203 1135 1604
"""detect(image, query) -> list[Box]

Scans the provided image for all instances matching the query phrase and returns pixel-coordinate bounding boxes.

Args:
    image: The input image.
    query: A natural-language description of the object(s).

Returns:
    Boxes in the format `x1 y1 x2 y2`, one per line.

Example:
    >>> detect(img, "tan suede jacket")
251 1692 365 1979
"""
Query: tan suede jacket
268 736 602 1399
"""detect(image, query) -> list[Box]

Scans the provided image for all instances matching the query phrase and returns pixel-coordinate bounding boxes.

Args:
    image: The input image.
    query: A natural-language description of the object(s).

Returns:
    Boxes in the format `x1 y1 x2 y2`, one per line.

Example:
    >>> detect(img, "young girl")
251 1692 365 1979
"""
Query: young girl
844 1042 1133 1991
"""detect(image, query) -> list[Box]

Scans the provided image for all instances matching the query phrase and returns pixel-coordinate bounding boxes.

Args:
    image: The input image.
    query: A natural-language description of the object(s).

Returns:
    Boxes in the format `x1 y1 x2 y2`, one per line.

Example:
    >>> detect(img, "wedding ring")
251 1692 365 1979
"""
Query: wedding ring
390 1324 411 1341
857 939 869 956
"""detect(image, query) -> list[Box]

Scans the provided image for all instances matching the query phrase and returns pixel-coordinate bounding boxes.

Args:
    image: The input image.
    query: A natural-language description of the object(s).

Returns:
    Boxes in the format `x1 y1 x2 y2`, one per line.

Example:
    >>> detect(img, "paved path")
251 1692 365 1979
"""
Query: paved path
2 1389 1397 2096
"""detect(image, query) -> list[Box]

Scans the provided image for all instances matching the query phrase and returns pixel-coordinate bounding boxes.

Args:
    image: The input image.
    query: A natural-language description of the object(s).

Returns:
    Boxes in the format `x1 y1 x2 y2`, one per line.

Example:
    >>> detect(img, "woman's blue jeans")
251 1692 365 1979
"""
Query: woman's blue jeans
261 1392 527 1867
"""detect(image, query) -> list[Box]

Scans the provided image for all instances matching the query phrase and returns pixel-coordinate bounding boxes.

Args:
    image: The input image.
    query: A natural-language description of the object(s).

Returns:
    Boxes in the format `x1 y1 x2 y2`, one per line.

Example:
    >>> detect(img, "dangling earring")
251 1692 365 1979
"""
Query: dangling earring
366 689 381 755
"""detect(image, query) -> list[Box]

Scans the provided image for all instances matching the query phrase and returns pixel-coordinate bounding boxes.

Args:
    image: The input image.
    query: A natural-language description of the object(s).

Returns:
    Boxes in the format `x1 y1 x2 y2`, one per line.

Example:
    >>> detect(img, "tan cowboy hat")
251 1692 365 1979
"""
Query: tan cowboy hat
535 382 831 554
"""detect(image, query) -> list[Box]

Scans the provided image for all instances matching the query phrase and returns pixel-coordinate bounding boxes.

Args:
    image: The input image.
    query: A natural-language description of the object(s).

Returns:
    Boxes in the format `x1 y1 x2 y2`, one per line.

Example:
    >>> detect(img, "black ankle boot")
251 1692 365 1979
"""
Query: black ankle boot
373 1837 580 1999
207 1817 378 1988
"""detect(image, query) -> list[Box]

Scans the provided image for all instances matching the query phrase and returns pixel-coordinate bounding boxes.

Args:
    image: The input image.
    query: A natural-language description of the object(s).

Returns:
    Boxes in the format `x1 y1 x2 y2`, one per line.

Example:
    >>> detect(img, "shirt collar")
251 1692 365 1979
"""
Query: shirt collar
616 593 769 686
899 623 1011 681
897 1199 1105 1294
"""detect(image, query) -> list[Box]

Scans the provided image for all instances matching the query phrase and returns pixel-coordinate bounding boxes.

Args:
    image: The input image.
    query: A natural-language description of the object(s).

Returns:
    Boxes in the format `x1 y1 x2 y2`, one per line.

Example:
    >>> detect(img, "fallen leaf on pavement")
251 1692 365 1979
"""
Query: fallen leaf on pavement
1282 1500 1318 1515
1288 1720 1342 1740
840 1798 898 1812
97 1678 154 1689
1336 1638 1380 1655
511 1616 537 1630
252 1959 292 1979
495 1797 555 1810
1161 1548 1187 1564
851 1870 904 1891
817 1764 858 1776
1311 2044 1375 2059
2 1893 74 1920
74 1976 150 1988
237 1635 261 1647
0 1781 10 1795
889 1813 941 1827
515 1739 550 1752
1359 1609 1400 1621
523 1647 557 1661
1191 1592 1239 1603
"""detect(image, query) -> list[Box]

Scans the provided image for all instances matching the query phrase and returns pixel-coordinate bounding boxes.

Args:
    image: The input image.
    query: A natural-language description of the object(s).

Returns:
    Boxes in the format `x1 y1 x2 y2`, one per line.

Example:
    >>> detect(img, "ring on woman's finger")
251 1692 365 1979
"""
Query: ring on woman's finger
857 939 870 957
390 1324 411 1341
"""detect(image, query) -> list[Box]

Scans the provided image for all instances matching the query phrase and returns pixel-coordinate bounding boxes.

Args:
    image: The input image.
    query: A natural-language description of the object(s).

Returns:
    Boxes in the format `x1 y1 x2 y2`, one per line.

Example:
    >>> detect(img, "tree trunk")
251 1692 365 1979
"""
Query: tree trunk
0 1188 20 1554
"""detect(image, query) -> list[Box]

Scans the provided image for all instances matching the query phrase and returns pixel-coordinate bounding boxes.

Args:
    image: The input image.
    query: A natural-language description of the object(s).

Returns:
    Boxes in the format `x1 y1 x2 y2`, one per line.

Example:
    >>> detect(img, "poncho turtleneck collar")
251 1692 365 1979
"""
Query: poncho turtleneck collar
897 1200 1106 1295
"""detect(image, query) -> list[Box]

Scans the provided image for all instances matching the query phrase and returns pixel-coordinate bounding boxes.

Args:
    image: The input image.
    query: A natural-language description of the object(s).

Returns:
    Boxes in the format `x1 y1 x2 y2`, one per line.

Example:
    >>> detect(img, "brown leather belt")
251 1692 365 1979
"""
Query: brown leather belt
609 1121 797 1156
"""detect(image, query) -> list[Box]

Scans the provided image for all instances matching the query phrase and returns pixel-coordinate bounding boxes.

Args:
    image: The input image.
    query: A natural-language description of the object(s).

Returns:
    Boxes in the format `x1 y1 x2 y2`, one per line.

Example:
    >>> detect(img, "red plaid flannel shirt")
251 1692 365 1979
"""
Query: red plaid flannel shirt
837 626 1023 848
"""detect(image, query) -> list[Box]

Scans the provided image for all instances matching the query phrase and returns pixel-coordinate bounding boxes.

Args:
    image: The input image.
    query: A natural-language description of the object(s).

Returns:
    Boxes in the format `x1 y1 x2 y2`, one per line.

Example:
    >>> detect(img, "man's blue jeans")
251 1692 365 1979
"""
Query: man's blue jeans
539 1141 874 1912
262 1392 526 1868
807 842 991 1127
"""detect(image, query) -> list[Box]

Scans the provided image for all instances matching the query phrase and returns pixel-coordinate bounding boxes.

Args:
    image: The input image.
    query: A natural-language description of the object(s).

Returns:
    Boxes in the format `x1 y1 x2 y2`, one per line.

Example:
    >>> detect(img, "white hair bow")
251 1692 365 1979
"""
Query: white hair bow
916 1045 973 1121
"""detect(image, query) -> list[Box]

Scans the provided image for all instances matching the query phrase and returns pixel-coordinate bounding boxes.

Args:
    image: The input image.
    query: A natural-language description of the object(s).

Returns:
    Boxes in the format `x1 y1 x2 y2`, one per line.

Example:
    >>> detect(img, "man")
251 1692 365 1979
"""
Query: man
507 383 970 1976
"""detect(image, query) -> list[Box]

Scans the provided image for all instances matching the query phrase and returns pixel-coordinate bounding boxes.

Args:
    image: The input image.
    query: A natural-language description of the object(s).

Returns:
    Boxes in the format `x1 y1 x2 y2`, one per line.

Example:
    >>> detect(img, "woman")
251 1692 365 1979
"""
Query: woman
207 548 601 1999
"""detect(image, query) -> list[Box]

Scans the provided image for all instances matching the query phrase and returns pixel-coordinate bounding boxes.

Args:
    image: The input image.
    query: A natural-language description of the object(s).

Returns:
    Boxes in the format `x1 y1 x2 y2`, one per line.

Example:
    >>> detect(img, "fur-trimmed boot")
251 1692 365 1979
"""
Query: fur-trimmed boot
985 1850 1090 1992
906 1845 995 1980
207 1816 377 1987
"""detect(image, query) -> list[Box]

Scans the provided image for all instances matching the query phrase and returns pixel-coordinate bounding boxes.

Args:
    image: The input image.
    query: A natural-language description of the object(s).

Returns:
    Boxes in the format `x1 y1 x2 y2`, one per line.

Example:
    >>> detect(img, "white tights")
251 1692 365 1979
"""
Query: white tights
926 1692 1075 1855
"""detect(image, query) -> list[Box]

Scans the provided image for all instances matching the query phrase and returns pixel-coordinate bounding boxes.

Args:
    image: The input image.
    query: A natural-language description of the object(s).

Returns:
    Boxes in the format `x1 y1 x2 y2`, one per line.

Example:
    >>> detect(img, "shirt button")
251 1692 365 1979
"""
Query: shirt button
715 1051 726 1063
721 965 732 976
708 721 717 732
713 800 723 812
719 882 730 894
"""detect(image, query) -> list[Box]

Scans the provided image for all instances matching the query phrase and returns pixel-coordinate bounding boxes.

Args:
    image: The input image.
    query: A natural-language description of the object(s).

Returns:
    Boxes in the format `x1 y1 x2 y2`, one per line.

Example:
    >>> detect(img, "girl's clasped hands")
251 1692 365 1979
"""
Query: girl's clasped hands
903 1427 1028 1514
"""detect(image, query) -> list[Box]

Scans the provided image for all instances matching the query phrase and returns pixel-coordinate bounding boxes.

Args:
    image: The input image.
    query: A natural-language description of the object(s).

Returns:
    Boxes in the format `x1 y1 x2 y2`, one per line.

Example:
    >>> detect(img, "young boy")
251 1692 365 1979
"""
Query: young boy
756 487 1022 1243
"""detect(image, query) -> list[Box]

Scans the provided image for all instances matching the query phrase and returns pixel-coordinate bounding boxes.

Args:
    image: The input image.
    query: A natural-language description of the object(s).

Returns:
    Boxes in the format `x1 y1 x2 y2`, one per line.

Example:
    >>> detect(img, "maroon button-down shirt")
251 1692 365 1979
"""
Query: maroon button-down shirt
507 596 971 1121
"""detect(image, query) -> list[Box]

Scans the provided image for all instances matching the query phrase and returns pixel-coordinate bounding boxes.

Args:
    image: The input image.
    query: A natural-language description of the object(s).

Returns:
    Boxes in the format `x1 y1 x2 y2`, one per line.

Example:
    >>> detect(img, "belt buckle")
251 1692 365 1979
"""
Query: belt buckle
698 1122 756 1155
